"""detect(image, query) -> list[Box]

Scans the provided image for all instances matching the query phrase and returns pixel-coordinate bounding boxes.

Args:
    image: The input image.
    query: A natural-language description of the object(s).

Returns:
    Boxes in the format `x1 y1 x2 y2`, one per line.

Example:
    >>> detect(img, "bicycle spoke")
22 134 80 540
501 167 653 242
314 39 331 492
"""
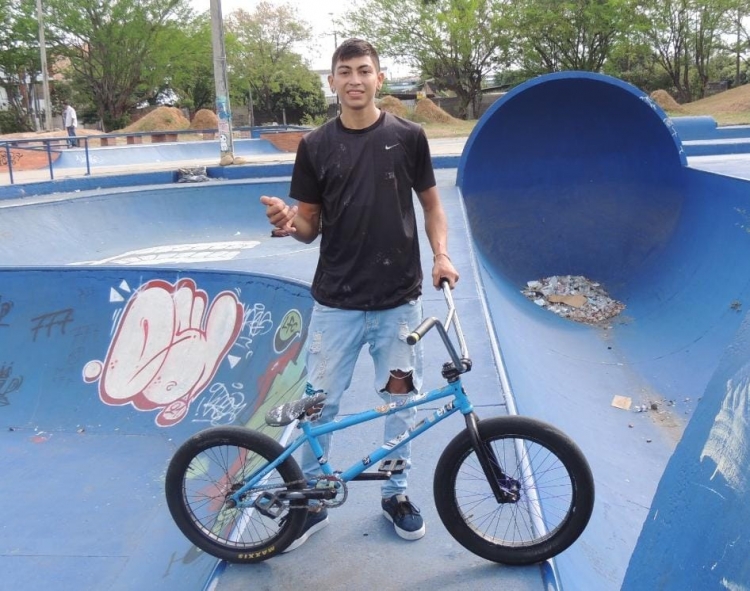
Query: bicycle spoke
181 442 289 549
452 435 575 548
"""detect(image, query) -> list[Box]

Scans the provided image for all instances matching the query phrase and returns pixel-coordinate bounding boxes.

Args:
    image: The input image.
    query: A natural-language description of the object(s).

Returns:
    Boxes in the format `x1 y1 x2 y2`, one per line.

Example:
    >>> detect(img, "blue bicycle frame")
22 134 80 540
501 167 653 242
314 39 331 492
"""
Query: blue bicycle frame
228 281 510 508
231 380 470 507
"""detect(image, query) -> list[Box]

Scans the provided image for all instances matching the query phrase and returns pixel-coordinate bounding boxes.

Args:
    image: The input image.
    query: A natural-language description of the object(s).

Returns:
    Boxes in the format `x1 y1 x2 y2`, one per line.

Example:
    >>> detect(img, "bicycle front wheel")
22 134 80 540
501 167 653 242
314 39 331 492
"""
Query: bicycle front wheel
434 416 594 565
165 426 307 562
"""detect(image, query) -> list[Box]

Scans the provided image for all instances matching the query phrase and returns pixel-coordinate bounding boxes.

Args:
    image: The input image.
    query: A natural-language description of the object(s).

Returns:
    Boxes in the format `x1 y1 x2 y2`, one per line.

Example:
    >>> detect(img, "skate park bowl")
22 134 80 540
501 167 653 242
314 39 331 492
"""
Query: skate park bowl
459 71 750 589
2 70 750 591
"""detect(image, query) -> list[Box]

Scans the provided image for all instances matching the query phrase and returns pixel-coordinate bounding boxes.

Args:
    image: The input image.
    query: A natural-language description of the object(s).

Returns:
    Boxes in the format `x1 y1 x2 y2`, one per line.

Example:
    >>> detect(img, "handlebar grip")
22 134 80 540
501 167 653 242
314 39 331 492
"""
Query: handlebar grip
407 317 438 345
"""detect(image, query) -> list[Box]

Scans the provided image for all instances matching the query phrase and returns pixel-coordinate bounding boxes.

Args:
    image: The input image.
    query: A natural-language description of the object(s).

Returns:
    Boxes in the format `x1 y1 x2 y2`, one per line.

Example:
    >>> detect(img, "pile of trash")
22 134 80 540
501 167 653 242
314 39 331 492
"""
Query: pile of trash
521 275 625 325
177 166 210 183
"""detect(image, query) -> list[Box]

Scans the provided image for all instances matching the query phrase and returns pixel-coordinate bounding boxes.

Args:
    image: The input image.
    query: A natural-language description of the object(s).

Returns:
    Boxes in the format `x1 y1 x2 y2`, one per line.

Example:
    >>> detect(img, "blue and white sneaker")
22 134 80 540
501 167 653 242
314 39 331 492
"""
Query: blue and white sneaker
283 508 329 552
381 494 425 540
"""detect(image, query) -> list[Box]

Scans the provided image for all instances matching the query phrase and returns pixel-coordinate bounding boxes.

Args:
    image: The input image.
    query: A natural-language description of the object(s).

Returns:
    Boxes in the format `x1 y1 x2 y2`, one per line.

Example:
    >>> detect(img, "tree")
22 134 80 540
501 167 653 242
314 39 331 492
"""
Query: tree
45 0 194 131
636 0 694 102
0 0 56 131
691 0 734 98
345 0 514 119
146 12 215 112
512 0 641 74
225 2 325 124
726 0 750 87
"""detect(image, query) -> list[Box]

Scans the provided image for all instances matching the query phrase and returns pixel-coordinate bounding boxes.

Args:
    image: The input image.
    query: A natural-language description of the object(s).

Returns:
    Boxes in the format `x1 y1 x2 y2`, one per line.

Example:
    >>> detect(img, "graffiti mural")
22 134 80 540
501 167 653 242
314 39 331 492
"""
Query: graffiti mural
0 363 23 407
0 296 14 327
82 278 243 426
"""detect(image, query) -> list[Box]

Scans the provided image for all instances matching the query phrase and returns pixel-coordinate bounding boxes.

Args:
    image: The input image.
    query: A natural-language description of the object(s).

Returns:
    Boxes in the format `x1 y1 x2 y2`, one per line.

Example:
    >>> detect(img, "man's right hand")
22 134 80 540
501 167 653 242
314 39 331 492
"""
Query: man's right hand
260 195 298 235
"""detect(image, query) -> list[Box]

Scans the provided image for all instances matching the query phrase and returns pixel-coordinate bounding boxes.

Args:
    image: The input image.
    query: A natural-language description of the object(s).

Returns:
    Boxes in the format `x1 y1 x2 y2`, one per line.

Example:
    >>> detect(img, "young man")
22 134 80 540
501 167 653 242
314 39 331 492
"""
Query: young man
62 101 78 148
260 38 459 550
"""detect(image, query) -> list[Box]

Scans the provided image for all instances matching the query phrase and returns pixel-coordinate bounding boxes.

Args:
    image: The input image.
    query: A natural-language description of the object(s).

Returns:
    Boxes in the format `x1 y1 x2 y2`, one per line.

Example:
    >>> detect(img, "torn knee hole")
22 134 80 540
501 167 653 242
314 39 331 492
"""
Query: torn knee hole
385 369 414 394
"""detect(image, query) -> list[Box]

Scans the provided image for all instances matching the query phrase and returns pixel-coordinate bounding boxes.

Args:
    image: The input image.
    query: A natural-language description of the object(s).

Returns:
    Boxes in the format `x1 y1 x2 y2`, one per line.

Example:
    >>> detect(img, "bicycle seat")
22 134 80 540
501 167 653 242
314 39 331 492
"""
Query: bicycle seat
265 392 327 427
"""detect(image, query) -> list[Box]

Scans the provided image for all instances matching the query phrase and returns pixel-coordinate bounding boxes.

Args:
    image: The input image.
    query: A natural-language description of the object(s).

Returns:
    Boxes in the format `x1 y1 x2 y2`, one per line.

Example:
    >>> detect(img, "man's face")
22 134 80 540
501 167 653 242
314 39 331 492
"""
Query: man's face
328 54 384 112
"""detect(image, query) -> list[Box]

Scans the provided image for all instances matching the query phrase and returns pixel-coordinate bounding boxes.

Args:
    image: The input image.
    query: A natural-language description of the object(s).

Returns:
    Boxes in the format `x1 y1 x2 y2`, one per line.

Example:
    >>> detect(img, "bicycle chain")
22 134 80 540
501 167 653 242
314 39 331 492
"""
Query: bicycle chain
238 475 348 509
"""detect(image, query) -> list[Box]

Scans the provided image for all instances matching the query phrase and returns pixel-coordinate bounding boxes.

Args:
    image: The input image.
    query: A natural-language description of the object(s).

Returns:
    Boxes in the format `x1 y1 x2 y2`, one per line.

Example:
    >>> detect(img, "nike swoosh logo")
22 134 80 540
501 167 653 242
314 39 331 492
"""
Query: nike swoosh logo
385 144 400 150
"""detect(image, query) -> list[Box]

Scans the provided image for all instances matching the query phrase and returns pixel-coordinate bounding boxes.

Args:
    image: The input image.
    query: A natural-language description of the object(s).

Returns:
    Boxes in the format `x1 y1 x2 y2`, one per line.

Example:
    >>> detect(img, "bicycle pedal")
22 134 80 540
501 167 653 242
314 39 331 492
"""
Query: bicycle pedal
378 459 406 474
253 491 285 518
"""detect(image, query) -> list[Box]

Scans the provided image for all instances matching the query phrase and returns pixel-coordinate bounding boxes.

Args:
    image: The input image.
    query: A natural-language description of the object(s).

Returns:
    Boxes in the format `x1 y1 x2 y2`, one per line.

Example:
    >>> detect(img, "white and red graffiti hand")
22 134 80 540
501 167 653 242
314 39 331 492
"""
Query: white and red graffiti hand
83 278 243 426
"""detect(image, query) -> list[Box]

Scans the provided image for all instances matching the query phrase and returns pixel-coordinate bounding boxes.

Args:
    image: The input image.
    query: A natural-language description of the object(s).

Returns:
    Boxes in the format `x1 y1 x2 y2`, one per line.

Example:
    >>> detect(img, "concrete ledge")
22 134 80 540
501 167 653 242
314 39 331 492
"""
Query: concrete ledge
151 133 178 143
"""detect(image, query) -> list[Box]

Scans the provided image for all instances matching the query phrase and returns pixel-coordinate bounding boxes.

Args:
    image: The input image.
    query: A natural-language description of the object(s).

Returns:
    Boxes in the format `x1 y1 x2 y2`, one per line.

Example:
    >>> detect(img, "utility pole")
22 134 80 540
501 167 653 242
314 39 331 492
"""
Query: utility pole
329 13 339 116
36 0 52 131
210 0 235 165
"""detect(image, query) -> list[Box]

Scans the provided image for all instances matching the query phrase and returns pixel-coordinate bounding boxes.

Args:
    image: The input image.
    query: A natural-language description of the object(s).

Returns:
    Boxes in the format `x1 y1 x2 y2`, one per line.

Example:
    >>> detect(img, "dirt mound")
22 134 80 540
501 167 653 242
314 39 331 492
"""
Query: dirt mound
682 83 750 115
378 95 409 118
650 90 684 113
412 98 459 124
121 107 190 133
190 109 218 130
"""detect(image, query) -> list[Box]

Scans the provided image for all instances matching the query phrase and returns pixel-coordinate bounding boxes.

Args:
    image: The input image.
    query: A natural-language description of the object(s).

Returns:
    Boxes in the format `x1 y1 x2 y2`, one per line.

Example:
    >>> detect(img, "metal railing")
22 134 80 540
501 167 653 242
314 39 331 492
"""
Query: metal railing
0 125 308 186
1 135 93 184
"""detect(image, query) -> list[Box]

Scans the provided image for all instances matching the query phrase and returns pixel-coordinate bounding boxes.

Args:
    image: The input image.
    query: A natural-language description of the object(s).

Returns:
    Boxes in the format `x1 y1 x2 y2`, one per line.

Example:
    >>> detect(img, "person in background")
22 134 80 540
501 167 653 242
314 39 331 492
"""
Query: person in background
62 101 78 148
260 38 459 551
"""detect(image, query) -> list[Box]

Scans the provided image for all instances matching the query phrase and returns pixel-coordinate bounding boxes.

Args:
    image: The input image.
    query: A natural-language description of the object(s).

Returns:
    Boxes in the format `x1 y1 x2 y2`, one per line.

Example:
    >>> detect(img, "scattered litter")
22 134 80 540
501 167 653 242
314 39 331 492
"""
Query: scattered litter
521 275 625 324
177 166 209 183
611 395 632 410
548 293 588 308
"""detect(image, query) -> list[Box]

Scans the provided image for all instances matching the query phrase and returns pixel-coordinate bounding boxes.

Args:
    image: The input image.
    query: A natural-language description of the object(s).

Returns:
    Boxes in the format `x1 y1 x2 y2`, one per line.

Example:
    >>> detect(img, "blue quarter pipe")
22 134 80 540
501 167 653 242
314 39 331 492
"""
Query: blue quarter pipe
2 71 750 591
459 72 750 589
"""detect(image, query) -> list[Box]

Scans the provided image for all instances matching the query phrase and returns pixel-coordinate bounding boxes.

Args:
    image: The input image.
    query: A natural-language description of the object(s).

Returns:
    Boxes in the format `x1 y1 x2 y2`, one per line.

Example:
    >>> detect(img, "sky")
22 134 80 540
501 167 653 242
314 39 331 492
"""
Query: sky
189 0 414 78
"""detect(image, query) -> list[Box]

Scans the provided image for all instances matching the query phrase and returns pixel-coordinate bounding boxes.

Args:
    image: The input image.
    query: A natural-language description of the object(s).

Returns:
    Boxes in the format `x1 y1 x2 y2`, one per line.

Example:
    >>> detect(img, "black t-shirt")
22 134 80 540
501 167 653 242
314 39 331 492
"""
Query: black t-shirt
290 111 436 310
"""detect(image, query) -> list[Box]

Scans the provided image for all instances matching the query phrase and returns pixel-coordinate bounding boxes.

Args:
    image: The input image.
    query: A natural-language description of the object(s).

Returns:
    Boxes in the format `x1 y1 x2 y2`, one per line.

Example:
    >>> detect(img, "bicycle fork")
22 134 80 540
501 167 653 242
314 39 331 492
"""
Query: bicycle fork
465 412 521 503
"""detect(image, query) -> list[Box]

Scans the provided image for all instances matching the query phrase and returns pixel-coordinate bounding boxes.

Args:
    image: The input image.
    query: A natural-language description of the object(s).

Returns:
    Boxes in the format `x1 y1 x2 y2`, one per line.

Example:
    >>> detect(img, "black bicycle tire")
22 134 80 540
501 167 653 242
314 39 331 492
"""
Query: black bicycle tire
433 415 594 565
165 425 307 562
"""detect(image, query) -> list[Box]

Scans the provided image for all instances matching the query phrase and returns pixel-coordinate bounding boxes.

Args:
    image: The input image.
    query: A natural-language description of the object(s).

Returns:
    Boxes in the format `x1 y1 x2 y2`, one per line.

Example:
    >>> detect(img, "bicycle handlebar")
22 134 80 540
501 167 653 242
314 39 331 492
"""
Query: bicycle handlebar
406 280 470 372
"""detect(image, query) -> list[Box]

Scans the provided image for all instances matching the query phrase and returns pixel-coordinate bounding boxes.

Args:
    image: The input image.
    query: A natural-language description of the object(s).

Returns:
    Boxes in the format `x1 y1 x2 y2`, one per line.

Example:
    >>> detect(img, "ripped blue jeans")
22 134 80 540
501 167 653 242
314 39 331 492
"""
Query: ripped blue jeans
301 299 424 498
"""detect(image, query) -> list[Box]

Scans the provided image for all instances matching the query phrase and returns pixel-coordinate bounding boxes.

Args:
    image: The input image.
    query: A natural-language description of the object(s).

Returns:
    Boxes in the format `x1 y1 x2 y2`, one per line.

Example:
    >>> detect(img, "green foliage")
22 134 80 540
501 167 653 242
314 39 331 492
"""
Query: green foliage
145 12 215 110
44 0 194 131
225 3 324 124
301 113 328 127
0 110 27 133
345 0 514 119
103 112 131 132
4 0 750 134
0 0 53 131
511 0 641 73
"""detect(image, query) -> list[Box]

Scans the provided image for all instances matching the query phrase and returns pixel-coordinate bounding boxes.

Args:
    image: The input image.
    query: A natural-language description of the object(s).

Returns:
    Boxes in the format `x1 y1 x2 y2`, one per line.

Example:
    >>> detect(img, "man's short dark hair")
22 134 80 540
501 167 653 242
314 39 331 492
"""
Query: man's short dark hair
331 38 380 73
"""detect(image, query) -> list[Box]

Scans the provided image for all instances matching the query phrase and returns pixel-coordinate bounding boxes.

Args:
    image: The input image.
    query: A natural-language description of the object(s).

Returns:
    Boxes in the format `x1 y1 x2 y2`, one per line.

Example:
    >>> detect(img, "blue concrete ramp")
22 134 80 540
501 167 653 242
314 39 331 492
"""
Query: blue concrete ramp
0 178 546 591
622 310 750 589
0 267 312 591
53 138 285 169
459 71 750 589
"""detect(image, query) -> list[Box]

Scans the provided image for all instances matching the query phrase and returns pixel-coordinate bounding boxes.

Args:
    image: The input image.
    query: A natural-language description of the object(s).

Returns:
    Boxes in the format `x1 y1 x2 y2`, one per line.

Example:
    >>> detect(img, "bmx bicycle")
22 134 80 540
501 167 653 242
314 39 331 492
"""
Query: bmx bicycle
165 281 594 565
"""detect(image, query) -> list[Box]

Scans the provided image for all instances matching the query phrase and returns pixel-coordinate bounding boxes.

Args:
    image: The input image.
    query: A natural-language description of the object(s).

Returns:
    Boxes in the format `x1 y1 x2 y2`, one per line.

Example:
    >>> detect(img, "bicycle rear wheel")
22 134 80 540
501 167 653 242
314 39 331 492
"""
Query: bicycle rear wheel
434 416 594 565
165 426 307 562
